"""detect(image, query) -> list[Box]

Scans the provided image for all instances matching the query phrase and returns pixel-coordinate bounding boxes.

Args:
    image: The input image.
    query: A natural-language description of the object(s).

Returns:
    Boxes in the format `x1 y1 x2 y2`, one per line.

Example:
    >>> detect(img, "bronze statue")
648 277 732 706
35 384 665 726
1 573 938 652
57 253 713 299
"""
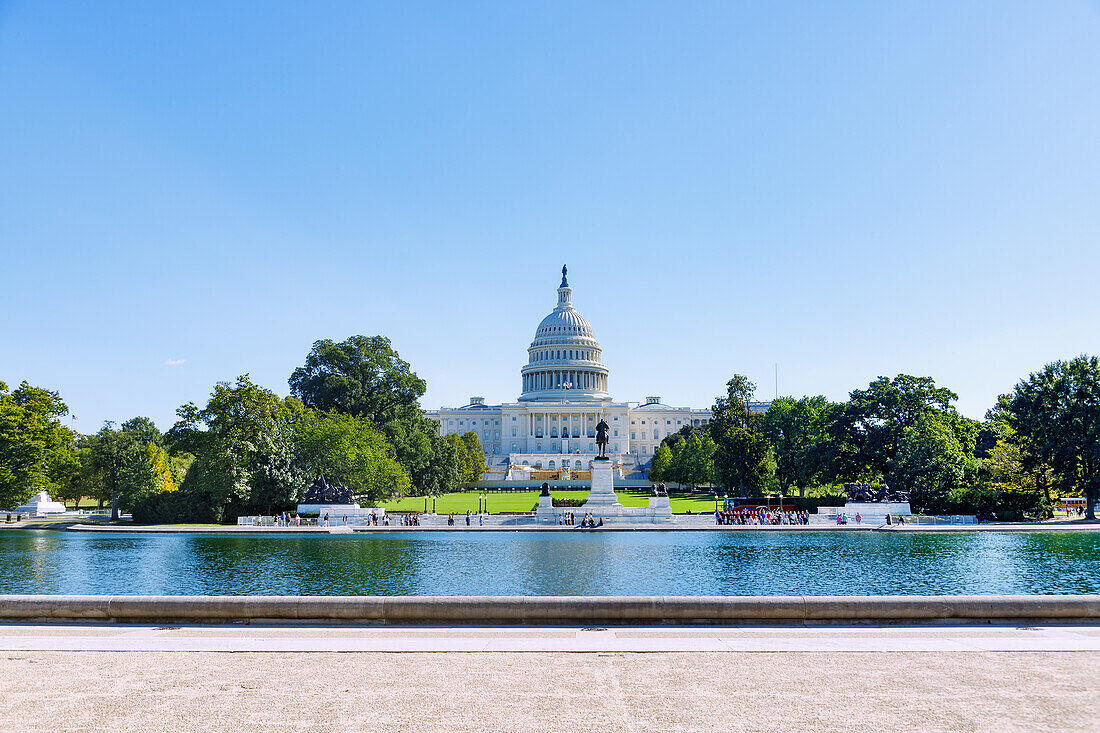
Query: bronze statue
595 418 610 459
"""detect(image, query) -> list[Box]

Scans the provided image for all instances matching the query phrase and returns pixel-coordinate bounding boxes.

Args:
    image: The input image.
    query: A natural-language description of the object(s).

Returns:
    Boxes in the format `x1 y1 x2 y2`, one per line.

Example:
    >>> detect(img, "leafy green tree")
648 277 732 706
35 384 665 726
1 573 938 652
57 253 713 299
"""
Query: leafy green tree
423 433 462 495
830 374 961 483
660 424 710 452
650 443 673 483
709 374 758 436
459 431 486 485
174 376 308 520
294 411 411 502
1007 355 1100 520
759 395 835 497
889 412 969 513
0 380 78 509
675 433 716 489
712 425 773 496
289 335 426 426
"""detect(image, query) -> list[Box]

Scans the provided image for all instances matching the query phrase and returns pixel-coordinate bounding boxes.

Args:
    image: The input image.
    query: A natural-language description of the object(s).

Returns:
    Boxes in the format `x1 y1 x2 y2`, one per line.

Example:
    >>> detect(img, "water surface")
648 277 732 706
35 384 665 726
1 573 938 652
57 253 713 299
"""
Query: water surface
1 530 1097 596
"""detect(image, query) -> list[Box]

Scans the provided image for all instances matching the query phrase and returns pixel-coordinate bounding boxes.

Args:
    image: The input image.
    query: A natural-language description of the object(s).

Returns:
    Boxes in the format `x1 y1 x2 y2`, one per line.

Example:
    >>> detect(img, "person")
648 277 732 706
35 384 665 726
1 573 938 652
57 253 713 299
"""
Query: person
343 514 348 526
478 513 483 526
465 511 471 526
323 512 329 527
597 517 603 527
855 512 862 525
886 514 891 525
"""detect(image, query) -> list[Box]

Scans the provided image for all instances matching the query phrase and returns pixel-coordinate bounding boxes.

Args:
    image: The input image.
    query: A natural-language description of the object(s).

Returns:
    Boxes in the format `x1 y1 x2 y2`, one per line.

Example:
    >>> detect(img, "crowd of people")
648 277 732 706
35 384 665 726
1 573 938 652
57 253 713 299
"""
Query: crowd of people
715 508 810 525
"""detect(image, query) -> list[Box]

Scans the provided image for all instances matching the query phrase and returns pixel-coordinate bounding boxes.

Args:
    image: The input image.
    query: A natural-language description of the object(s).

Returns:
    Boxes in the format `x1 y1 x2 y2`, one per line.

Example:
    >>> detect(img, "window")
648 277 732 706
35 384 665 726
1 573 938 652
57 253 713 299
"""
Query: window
613 417 618 421
653 430 658 440
522 460 529 465
677 420 681 425
631 432 636 440
588 443 594 451
535 461 542 469
495 420 499 425
613 429 618 437
613 444 619 452
512 416 516 421
494 432 499 440
512 428 517 437
575 460 582 468
642 446 647 454
666 420 671 425
512 443 517 451
548 461 556 470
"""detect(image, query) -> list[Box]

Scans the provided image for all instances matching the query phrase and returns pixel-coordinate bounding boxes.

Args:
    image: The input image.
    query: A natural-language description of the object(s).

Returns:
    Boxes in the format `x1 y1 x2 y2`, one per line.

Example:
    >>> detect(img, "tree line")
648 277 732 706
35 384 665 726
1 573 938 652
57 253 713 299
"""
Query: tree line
650 357 1100 520
1 336 485 522
4 346 1099 522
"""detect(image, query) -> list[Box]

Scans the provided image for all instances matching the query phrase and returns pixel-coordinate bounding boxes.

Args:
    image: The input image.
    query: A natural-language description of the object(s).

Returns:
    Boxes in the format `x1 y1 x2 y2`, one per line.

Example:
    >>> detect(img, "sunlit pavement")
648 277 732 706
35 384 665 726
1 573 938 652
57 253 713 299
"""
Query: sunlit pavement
2 622 1100 652
0 631 1096 733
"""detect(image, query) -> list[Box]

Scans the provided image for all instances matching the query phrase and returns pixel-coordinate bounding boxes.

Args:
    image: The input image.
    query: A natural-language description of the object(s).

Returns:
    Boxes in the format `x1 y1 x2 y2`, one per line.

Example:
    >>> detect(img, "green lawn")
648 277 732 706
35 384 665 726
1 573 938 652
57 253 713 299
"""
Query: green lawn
377 490 721 515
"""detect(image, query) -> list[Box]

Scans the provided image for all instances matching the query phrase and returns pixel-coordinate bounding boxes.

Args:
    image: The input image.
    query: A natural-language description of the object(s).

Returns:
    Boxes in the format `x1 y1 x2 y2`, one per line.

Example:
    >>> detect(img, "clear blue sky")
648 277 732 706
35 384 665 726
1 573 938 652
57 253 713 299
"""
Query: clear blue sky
2 1 1099 432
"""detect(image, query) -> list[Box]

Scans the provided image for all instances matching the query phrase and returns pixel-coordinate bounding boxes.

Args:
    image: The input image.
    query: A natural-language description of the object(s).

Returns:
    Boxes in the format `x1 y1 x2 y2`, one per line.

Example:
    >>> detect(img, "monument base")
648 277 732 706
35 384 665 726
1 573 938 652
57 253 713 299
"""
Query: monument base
12 491 67 516
534 461 673 525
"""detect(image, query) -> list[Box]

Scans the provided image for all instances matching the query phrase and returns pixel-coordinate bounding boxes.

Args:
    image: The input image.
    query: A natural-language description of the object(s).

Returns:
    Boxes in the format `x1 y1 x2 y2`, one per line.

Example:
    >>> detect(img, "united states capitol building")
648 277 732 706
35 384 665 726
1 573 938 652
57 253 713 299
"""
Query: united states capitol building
426 267 769 483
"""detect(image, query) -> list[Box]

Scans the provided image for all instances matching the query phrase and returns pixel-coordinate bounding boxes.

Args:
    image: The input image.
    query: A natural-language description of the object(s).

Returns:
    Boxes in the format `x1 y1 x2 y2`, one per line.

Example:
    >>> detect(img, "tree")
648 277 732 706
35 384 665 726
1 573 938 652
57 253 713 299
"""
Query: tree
294 411 410 502
289 335 426 426
709 374 758 436
675 433 716 489
650 443 673 483
712 425 773 496
444 433 482 487
459 431 486 485
173 376 308 521
759 395 835 497
1007 355 1100 520
830 374 961 483
83 418 171 519
0 380 78 509
889 412 969 513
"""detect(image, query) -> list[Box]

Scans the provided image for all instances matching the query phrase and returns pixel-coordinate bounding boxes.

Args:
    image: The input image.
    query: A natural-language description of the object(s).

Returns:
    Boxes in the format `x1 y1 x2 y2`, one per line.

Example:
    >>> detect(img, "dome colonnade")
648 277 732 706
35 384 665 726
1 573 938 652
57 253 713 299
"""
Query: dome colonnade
519 265 610 401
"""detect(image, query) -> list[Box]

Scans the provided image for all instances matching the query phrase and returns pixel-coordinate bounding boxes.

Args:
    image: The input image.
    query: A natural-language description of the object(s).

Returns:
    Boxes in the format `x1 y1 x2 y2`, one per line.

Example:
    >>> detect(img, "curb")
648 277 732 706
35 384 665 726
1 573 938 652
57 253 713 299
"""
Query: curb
1 595 1098 624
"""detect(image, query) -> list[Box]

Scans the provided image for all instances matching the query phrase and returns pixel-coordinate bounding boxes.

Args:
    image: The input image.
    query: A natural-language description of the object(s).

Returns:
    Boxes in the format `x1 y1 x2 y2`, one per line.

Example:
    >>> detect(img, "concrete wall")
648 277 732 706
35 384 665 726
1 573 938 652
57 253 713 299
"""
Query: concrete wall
1 595 1098 624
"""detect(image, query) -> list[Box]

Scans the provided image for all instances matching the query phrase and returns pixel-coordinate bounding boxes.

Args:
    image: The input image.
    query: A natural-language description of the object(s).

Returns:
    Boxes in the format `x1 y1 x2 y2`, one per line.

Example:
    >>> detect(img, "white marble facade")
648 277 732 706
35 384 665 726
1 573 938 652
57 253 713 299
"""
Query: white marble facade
426 267 768 479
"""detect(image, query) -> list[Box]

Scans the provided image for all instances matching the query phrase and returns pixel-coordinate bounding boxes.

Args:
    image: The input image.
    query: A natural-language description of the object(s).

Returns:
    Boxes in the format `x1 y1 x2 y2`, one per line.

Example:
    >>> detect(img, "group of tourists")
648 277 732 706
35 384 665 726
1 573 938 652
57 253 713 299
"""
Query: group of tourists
715 509 810 526
273 512 302 527
445 511 485 526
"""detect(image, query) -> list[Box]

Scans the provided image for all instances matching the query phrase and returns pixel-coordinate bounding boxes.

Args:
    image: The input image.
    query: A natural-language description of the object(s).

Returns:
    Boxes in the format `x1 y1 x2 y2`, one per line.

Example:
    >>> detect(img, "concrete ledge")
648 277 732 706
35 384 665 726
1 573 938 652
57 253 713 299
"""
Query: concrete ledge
1 595 1099 624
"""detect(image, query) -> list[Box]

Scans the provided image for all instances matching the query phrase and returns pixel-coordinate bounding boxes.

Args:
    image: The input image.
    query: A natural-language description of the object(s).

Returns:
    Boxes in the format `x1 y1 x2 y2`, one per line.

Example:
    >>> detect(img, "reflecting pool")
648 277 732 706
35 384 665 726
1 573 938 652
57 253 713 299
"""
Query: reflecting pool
1 530 1098 596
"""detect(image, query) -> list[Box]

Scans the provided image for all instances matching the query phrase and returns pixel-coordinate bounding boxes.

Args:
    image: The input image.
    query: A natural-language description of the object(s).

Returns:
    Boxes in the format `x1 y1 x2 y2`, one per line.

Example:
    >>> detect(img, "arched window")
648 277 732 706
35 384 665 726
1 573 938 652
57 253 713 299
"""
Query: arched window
522 460 529 466
535 461 542 469
575 460 582 469
548 460 556 470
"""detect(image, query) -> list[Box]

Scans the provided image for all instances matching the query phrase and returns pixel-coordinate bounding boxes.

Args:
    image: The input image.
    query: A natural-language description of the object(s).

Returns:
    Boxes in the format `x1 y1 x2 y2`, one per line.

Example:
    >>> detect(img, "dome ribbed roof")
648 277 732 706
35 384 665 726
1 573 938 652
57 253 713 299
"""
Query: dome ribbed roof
535 309 594 339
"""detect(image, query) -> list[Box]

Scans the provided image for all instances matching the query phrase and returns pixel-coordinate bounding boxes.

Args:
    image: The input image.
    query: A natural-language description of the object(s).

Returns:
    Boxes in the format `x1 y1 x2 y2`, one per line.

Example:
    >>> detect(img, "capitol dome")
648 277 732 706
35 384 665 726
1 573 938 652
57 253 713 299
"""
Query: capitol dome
519 266 610 402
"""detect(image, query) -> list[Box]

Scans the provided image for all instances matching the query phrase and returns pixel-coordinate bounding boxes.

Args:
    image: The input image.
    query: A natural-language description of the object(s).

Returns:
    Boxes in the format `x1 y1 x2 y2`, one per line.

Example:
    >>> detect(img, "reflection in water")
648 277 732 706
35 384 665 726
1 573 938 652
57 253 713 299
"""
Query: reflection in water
1 530 1098 596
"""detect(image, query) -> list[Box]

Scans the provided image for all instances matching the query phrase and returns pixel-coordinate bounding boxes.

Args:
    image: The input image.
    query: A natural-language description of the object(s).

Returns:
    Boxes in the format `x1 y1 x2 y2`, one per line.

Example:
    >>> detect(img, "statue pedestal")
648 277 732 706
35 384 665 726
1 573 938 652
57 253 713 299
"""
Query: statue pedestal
585 460 622 508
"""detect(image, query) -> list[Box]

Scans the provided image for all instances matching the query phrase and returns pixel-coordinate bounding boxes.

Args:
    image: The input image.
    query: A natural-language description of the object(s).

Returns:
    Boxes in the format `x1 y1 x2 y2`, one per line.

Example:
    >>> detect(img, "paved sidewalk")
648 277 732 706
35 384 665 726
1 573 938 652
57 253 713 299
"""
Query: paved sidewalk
0 645 1096 732
2 622 1100 652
